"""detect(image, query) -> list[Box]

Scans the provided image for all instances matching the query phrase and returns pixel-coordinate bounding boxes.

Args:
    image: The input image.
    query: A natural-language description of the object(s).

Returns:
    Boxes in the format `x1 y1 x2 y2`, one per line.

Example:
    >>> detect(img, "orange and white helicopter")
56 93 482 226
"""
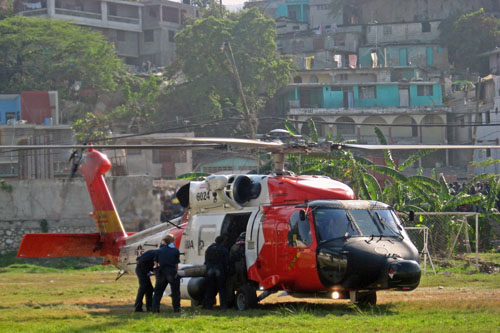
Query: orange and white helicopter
7 131 500 309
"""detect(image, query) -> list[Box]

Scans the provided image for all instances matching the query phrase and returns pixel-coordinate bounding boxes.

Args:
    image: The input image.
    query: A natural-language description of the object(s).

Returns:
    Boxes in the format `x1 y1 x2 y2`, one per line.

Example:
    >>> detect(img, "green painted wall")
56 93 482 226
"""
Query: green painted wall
410 84 442 106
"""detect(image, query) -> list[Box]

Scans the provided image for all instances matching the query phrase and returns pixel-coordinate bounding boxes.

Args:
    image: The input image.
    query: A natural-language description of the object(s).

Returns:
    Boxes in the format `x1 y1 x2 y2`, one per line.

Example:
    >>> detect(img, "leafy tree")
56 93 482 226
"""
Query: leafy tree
439 9 500 74
0 16 123 97
71 112 112 144
170 8 293 138
110 73 163 132
0 0 14 20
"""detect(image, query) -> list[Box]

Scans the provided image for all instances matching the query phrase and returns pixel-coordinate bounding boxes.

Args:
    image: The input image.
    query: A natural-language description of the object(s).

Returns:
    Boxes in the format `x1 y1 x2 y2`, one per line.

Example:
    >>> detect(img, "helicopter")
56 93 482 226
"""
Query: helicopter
9 131 500 309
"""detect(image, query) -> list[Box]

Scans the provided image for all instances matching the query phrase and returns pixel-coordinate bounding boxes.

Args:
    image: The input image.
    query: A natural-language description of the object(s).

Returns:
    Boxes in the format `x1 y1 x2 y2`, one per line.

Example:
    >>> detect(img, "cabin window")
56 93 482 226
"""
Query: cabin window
288 211 312 247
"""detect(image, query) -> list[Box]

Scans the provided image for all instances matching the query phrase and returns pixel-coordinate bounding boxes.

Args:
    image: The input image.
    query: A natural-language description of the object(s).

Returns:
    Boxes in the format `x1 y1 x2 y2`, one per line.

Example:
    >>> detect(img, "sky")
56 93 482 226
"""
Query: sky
218 0 246 10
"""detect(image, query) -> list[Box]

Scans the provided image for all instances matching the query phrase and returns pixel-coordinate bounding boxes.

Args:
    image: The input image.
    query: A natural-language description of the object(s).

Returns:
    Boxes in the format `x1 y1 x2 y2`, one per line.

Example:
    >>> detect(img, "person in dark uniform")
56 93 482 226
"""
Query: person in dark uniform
134 248 158 312
230 232 247 285
226 232 247 306
203 235 229 309
152 234 181 313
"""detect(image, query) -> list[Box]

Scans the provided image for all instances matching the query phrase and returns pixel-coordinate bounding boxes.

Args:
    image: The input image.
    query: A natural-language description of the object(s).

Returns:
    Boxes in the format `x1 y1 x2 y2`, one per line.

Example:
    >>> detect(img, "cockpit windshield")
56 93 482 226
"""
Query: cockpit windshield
313 207 403 242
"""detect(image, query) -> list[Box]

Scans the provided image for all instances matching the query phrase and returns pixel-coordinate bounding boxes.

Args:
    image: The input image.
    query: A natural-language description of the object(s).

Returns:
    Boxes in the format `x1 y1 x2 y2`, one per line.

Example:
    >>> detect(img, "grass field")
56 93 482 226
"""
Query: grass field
0 254 499 332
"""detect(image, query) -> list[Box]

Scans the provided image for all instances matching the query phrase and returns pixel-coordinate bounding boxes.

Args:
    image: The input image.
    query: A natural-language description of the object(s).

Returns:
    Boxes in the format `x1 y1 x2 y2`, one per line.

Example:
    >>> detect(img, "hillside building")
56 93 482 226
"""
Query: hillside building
15 0 199 70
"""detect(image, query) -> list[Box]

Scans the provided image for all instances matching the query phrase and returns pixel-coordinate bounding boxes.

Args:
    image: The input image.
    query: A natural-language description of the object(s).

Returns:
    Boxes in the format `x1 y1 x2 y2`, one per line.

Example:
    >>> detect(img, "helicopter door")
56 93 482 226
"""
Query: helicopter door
221 212 251 247
281 210 314 272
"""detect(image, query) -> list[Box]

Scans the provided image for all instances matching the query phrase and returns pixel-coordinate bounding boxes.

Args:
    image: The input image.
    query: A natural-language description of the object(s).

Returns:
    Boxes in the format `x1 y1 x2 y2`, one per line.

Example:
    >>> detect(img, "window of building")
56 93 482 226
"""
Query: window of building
144 30 154 42
359 86 376 99
486 110 491 124
108 3 117 16
162 6 179 23
421 22 431 32
168 30 176 43
288 5 300 20
126 148 142 156
339 74 348 81
313 38 324 50
383 25 392 36
116 30 125 42
149 7 157 18
417 85 433 96
337 116 355 134
5 112 18 122
293 76 302 83
309 75 318 83
288 211 312 247
293 25 300 30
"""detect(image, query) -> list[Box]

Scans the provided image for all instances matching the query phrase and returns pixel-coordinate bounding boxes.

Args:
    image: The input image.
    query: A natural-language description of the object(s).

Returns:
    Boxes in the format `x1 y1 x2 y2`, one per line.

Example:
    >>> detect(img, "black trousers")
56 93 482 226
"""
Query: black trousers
152 268 180 312
134 265 153 311
204 266 227 309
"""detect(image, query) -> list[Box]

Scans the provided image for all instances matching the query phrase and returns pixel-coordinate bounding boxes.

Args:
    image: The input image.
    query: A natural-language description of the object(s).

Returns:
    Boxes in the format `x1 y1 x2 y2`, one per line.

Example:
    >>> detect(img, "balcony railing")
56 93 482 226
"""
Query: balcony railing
19 9 48 16
55 8 102 20
108 15 140 25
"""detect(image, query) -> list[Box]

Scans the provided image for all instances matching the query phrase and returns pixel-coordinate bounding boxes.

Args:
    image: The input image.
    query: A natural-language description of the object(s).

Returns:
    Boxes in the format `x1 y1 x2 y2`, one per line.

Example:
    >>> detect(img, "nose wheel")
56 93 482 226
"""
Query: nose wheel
350 291 377 307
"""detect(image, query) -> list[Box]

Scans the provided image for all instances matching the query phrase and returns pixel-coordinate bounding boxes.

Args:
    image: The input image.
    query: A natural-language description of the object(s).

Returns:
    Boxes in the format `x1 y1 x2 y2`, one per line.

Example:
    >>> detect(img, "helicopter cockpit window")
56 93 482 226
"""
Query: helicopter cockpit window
372 209 403 237
313 207 404 240
349 210 380 236
313 208 360 242
288 211 312 247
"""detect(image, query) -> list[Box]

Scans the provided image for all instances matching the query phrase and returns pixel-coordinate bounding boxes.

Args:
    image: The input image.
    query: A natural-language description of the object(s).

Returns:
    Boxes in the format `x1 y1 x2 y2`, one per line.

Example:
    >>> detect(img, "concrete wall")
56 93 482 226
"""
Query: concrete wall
365 21 441 45
0 176 162 253
355 0 498 24
309 0 342 28
359 44 448 70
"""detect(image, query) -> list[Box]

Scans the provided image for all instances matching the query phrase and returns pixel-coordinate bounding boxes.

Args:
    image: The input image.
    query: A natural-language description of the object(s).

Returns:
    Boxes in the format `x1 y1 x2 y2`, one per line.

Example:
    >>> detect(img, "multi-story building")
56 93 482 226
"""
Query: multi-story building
244 0 500 172
15 0 199 69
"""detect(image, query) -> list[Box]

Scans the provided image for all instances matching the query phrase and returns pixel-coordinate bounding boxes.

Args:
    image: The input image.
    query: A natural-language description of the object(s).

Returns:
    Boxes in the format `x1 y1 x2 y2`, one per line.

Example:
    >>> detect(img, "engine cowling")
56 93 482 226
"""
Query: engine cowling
176 175 261 212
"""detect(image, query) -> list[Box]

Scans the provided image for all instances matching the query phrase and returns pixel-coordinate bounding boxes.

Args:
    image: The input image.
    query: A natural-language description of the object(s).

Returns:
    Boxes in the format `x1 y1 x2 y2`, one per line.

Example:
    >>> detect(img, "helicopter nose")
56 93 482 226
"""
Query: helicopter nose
387 260 421 291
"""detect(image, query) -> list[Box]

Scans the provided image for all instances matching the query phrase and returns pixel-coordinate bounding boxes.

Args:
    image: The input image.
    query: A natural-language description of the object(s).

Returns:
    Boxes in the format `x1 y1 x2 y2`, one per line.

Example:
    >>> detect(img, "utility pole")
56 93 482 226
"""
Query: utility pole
221 41 257 139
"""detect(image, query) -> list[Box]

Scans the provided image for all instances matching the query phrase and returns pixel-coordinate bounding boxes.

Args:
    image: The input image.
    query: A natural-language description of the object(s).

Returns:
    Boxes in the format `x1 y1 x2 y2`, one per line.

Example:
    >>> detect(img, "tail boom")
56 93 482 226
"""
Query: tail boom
17 233 116 258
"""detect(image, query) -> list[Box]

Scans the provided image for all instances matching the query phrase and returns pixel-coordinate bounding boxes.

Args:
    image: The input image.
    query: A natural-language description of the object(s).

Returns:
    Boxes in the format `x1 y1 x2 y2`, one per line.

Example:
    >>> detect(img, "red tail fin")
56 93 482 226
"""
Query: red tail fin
17 148 128 265
82 148 127 239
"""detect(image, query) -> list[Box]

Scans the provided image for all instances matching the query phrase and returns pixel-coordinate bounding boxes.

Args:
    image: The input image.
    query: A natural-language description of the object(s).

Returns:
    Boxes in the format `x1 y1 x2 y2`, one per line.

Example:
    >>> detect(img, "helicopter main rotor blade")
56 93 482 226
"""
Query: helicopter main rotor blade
0 143 225 150
158 137 286 150
340 143 500 150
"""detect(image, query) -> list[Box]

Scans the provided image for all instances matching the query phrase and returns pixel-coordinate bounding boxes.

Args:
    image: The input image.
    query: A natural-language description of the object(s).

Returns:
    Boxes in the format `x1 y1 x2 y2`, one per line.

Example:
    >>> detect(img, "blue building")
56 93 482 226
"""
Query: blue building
0 95 21 124
276 0 309 23
287 82 442 109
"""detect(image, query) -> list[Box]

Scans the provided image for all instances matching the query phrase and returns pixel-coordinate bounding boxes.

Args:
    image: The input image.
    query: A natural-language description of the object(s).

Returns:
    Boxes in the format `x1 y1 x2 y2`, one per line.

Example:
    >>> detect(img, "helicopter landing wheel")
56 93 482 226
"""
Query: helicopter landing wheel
190 298 203 307
235 284 257 310
355 291 377 308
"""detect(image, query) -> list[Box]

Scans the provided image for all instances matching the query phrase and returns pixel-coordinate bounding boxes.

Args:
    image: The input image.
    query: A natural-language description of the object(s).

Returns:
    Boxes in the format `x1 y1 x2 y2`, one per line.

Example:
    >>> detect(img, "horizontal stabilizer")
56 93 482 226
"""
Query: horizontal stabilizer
17 233 103 258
